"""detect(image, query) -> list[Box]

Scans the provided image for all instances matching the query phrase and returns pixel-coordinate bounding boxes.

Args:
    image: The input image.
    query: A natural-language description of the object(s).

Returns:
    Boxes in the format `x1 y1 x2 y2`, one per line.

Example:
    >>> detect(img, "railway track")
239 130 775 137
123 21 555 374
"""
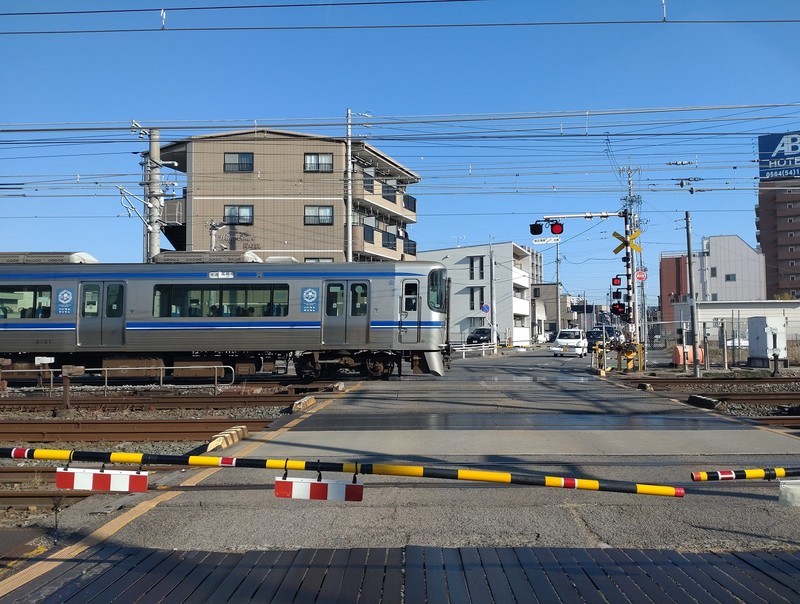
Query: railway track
0 382 342 412
0 418 272 442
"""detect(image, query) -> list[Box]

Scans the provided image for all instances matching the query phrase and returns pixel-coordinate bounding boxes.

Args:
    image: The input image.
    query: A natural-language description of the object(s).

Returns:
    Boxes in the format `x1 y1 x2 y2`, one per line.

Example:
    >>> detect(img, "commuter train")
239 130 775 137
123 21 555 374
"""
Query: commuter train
0 252 450 379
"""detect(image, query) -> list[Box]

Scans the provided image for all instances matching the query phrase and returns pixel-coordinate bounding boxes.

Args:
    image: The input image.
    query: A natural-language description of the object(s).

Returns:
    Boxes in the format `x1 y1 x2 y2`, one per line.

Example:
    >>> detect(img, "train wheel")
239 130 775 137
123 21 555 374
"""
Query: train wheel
295 358 321 381
362 354 394 379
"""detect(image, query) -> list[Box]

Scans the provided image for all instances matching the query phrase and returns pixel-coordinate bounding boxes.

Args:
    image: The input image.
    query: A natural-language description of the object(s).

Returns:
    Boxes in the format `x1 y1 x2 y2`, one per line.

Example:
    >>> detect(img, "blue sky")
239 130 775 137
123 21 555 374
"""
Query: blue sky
2 0 800 303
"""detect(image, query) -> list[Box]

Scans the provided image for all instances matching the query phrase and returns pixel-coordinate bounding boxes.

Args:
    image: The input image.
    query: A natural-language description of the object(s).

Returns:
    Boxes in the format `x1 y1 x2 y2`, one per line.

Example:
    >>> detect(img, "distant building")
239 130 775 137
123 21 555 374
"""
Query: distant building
418 242 541 346
756 132 800 299
154 128 420 262
659 235 765 324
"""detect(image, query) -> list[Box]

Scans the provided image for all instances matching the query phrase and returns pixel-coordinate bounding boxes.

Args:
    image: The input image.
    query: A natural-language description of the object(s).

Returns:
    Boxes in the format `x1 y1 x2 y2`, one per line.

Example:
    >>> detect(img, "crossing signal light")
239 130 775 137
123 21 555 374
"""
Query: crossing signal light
611 302 626 316
611 276 622 286
530 223 544 235
549 221 564 235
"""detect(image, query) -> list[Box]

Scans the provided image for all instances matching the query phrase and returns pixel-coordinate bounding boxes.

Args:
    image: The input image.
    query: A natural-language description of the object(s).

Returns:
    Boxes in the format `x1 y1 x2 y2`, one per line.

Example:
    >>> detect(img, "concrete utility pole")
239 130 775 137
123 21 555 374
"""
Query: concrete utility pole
685 211 702 378
621 166 642 344
346 109 353 263
147 129 163 263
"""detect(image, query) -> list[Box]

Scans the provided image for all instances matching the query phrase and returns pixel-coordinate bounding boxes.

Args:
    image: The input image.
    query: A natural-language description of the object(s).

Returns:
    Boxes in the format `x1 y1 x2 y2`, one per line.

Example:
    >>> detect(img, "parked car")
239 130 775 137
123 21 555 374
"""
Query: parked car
466 327 492 344
551 328 588 357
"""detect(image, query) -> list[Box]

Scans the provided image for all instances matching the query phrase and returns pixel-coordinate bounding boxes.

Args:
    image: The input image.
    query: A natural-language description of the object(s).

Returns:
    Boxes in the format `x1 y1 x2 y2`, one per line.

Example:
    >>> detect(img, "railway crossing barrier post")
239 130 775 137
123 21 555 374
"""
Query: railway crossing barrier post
0 358 9 396
60 366 85 411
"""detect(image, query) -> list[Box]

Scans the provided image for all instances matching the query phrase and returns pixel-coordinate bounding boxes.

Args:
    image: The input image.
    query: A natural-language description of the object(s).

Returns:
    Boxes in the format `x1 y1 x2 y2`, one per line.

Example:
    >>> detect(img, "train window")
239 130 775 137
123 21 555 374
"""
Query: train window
350 283 368 317
105 284 124 318
428 269 446 311
152 283 290 318
82 284 100 318
326 284 344 317
404 282 418 312
0 285 51 319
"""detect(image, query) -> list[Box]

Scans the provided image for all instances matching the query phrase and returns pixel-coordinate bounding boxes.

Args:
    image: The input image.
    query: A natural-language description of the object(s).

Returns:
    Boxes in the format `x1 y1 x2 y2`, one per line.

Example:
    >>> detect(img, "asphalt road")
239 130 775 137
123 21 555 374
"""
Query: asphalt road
40 350 800 553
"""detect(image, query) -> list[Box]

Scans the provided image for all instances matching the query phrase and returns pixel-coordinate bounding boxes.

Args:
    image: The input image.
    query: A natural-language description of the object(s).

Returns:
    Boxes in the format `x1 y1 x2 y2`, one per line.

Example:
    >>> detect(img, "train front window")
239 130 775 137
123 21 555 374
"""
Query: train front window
427 269 446 311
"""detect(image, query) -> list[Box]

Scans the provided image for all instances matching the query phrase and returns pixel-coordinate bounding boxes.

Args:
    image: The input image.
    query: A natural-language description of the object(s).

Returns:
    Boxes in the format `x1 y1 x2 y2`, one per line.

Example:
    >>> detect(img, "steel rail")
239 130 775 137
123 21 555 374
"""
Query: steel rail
0 419 271 442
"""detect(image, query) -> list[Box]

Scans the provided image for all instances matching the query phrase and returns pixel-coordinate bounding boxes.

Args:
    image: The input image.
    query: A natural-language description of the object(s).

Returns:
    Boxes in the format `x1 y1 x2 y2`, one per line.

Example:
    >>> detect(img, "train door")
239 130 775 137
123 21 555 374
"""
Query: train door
76 282 125 348
399 279 420 343
321 281 369 346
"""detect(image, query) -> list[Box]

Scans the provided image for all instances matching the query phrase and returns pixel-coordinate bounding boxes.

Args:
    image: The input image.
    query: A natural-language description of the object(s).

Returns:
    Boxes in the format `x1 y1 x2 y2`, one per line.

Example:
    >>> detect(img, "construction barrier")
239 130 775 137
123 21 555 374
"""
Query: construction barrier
1 446 685 498
691 467 799 482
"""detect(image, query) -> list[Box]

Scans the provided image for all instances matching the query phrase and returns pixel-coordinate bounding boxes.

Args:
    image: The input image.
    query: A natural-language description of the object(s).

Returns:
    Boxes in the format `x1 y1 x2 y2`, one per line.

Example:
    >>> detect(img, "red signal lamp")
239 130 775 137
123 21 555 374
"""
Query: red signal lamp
549 221 564 235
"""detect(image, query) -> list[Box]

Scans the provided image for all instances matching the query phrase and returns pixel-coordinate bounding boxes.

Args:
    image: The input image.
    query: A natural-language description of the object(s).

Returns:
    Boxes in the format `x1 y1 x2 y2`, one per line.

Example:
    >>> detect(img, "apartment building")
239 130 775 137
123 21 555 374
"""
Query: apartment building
418 242 541 346
155 129 419 262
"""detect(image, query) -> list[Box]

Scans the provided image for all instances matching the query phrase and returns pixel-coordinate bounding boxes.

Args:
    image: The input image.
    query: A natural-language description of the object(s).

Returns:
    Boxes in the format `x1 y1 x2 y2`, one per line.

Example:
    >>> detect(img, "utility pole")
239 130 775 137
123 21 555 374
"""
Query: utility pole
685 211 702 377
489 237 497 350
555 238 561 333
620 166 641 344
346 108 353 263
132 121 163 263
147 129 162 262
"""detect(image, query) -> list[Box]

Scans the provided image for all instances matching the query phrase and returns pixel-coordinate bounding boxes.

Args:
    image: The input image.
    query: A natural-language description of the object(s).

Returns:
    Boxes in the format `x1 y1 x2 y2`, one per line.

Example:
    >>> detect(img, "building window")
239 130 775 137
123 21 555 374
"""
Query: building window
724 274 736 282
469 256 485 280
382 182 396 203
711 294 718 301
710 267 717 278
792 275 797 281
533 287 541 298
362 172 374 193
791 261 796 267
790 217 795 224
304 205 334 225
223 205 253 225
223 152 254 173
304 153 333 173
469 286 485 311
791 246 796 253
789 232 795 238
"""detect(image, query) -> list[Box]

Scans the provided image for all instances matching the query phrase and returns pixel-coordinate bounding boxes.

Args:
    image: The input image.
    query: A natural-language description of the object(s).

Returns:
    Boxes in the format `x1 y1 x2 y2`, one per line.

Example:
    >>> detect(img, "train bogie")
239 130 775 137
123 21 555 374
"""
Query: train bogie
0 255 449 379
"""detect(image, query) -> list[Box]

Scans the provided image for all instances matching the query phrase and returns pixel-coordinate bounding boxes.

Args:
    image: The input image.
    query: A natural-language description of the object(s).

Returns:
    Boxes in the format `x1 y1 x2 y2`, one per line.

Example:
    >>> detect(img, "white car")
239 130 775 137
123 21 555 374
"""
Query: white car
551 328 589 357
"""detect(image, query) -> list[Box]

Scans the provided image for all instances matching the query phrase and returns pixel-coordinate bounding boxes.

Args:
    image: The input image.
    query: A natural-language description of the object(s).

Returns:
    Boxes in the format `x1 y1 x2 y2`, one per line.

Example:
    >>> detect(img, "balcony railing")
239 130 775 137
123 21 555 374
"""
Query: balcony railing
403 239 417 256
403 194 416 212
382 231 397 250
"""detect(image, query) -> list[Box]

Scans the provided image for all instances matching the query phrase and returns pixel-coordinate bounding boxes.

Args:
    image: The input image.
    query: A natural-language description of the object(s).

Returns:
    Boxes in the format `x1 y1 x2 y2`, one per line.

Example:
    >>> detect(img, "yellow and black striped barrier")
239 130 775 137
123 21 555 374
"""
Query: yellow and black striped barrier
1 447 684 498
692 467 800 482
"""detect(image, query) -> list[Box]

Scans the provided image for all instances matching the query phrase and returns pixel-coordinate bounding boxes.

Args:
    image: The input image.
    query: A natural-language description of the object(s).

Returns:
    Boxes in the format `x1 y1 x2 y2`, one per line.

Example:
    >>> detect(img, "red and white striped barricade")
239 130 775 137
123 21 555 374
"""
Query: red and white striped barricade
56 467 149 493
274 476 363 502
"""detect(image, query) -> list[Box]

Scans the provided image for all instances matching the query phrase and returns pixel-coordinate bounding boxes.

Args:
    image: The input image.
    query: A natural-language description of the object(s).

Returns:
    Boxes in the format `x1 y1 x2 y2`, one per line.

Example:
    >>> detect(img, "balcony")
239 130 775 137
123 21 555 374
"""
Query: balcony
352 176 417 223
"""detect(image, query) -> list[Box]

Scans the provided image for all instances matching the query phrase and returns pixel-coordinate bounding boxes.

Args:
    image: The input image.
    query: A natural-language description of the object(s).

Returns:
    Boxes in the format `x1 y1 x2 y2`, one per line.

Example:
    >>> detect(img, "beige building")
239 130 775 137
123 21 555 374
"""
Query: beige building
156 129 419 262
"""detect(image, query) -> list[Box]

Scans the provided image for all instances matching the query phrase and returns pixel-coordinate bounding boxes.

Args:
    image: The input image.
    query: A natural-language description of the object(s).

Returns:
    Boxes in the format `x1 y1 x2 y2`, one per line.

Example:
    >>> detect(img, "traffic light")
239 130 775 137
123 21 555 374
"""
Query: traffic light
612 290 622 300
610 302 626 316
549 221 564 235
530 223 544 235
611 276 622 286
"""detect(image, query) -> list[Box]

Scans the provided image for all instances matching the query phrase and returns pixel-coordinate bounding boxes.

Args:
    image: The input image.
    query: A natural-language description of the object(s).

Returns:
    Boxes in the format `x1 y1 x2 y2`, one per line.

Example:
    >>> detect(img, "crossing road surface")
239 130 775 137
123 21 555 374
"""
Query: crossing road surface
1 350 799 602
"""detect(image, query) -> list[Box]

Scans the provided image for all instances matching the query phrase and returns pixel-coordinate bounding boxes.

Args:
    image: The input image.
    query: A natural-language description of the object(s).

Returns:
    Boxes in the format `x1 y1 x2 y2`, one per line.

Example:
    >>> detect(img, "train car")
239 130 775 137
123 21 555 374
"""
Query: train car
0 253 450 379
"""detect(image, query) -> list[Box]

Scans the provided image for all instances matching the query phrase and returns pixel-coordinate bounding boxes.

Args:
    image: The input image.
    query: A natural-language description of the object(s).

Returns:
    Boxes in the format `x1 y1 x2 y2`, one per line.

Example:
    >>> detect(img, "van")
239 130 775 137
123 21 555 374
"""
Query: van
551 328 588 357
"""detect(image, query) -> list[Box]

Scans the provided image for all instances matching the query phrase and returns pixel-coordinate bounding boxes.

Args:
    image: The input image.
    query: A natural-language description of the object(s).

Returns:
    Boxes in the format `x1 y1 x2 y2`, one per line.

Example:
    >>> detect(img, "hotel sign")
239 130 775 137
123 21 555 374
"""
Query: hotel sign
759 132 800 180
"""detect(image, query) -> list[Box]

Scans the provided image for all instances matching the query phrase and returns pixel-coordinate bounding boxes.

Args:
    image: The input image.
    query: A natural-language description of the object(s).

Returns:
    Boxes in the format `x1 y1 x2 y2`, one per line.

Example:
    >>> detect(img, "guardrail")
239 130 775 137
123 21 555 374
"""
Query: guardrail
0 364 236 397
450 342 498 358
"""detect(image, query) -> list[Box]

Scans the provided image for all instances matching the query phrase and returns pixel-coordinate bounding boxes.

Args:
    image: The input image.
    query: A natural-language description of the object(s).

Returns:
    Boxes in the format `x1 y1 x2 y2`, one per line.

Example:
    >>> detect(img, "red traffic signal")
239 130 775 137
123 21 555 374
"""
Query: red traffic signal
611 302 626 316
611 276 622 286
549 221 564 235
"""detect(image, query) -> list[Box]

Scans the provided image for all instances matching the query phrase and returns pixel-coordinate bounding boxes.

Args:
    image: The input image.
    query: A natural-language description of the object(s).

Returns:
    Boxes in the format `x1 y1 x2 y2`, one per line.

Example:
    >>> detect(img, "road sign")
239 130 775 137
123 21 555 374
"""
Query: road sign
612 229 643 254
532 237 561 245
635 270 647 282
481 304 490 313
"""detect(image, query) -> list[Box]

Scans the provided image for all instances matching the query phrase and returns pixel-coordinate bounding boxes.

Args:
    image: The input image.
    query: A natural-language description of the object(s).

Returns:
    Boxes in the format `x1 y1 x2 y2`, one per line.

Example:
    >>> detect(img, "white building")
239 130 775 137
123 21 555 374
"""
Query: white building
418 242 542 346
697 235 766 302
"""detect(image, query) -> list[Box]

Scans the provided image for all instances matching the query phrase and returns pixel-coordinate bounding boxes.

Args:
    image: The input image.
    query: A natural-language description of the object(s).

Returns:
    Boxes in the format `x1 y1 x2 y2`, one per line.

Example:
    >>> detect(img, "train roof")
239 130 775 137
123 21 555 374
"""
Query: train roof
0 258 445 278
0 252 99 264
